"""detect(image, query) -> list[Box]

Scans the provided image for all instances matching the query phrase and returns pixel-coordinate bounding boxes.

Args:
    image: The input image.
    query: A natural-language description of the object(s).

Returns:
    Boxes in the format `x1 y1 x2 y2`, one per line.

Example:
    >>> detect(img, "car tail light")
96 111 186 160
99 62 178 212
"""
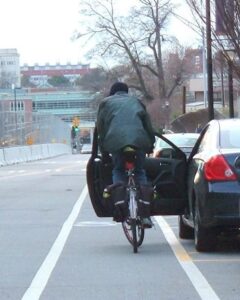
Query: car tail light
204 154 237 181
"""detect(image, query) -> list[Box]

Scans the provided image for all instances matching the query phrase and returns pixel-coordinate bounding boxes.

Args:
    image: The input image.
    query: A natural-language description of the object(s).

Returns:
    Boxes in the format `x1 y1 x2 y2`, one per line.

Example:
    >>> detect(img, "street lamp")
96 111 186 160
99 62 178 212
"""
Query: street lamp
11 84 17 112
11 84 18 140
11 84 21 143
226 49 236 118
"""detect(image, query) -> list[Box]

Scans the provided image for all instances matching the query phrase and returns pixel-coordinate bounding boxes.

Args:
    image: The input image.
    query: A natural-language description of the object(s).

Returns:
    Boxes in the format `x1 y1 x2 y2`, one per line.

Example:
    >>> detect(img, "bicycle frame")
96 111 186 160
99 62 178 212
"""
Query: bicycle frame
126 168 138 219
122 156 145 253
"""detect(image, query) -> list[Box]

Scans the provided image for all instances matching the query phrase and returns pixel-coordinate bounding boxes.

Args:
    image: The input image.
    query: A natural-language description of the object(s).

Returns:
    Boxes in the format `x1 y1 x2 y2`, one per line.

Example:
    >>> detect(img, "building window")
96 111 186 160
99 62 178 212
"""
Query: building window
195 56 200 65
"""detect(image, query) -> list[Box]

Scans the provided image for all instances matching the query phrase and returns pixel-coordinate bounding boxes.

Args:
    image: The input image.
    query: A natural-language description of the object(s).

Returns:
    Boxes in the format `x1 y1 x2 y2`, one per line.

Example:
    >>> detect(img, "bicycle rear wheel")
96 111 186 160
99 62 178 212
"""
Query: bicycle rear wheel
122 218 145 252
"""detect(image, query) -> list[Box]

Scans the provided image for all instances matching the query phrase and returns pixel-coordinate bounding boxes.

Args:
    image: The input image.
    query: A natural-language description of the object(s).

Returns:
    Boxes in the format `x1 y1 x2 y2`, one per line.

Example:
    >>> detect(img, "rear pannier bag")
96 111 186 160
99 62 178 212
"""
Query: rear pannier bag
137 184 154 218
103 182 128 222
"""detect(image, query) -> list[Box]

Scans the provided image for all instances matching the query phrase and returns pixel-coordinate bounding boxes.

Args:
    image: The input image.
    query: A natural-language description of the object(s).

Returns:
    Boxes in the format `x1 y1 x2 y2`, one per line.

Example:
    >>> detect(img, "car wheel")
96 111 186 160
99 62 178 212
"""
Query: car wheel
178 215 194 239
194 202 217 252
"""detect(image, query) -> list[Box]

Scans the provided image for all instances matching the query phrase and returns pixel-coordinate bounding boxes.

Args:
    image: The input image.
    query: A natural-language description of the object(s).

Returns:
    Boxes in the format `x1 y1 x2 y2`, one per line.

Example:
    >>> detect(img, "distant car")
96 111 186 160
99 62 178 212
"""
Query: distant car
180 119 240 252
81 144 92 154
153 133 199 158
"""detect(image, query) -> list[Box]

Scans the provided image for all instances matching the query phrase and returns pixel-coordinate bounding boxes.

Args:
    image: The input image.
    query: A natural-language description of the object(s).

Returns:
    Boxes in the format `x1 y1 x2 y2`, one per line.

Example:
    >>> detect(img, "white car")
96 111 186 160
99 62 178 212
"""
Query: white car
81 144 92 154
153 133 200 158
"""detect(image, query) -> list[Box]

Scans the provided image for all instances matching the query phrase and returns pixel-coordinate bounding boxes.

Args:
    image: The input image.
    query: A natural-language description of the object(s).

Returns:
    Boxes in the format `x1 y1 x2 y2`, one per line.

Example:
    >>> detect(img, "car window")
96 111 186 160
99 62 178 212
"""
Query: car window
220 128 240 148
155 135 198 149
155 138 171 149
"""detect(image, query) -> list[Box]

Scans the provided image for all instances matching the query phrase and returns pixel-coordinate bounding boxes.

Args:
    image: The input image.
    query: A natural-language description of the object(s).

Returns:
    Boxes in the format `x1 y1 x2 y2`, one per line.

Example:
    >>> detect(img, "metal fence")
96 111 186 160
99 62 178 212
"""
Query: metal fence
0 111 71 147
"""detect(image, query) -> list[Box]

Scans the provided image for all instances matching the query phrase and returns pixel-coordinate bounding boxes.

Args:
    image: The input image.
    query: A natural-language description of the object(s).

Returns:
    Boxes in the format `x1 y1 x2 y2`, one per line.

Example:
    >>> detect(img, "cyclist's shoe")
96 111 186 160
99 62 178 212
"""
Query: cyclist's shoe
142 217 153 228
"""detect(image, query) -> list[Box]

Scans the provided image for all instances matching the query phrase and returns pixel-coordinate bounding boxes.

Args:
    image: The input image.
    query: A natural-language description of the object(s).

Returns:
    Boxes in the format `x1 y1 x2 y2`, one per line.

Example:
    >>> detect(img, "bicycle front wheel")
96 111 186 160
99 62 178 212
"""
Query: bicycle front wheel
122 218 145 252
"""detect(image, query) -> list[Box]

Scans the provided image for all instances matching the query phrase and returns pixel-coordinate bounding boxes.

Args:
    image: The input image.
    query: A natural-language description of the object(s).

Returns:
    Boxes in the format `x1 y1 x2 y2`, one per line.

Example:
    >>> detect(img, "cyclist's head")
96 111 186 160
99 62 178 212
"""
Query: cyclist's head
109 82 128 96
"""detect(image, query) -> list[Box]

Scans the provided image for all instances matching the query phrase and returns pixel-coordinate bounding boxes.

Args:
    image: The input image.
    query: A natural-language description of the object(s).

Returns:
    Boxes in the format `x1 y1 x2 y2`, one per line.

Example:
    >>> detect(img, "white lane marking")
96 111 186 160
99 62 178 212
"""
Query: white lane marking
18 170 26 173
21 185 88 300
154 216 220 300
45 169 51 172
74 221 118 227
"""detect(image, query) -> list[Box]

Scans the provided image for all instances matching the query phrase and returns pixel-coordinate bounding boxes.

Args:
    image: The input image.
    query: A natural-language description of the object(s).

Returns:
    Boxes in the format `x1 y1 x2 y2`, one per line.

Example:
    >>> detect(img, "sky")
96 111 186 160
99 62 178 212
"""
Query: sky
0 0 199 67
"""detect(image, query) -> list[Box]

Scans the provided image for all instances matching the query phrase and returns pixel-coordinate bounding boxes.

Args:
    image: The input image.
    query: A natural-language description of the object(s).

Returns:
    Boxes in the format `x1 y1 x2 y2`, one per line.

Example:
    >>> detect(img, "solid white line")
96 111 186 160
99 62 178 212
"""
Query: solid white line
21 185 88 300
154 216 220 300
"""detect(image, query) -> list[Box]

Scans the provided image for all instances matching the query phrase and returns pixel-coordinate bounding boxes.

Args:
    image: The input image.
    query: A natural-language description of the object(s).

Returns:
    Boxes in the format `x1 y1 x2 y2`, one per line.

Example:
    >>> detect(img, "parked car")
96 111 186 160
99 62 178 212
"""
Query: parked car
180 119 240 252
153 133 199 158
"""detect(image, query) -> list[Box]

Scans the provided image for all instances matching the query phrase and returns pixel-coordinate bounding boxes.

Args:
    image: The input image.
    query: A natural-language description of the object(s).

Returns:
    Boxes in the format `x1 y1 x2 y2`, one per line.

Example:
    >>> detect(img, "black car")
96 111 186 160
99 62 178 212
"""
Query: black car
180 119 240 252
87 128 188 219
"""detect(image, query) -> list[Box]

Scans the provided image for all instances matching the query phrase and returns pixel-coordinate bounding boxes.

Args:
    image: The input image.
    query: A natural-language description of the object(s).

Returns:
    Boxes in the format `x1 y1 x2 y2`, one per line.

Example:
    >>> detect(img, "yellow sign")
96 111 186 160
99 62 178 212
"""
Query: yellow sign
72 117 80 127
26 136 34 145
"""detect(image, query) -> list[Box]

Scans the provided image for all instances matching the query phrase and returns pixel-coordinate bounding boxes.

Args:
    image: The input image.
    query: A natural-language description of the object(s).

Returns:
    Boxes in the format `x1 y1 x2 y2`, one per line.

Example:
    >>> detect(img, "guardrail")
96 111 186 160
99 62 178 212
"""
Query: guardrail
0 143 71 166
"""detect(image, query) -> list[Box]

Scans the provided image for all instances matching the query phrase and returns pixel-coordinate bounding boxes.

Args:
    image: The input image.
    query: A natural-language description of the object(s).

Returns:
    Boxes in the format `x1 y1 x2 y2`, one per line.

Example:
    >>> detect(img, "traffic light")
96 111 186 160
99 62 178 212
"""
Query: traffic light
71 125 79 139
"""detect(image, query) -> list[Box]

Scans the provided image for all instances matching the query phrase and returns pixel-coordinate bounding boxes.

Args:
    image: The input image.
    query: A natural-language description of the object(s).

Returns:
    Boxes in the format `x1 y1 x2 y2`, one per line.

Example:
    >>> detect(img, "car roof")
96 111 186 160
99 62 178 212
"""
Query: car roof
209 118 240 126
163 133 199 138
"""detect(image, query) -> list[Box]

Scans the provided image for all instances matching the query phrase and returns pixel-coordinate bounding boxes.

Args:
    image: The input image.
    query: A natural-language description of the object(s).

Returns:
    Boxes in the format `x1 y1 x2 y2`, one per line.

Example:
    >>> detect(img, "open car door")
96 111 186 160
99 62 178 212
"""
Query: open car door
86 128 188 217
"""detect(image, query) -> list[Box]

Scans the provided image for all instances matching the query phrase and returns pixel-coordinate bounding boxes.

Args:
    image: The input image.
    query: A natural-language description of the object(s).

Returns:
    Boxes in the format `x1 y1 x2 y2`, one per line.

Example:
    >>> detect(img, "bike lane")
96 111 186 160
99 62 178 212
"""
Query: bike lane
31 189 208 300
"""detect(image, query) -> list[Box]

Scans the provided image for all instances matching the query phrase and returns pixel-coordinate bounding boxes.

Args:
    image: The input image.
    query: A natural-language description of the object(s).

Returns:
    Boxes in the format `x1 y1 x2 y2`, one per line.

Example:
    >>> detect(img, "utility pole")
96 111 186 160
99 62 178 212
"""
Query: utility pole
11 84 18 140
206 0 214 120
182 86 186 114
228 59 234 118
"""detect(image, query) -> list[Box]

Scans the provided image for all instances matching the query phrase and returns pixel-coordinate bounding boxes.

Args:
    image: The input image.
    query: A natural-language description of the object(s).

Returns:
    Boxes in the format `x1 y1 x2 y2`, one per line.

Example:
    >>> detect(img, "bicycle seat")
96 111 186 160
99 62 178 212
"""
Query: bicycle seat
122 146 137 163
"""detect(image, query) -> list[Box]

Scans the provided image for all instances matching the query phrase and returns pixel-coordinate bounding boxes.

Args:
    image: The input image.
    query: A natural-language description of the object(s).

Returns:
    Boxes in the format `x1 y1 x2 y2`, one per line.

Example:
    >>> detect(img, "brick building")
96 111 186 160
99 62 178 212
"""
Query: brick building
21 63 92 87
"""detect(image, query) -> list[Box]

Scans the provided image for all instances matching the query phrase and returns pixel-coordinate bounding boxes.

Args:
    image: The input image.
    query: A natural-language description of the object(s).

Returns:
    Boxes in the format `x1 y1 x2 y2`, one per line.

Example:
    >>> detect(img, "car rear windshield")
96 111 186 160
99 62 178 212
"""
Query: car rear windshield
156 135 198 148
220 128 240 148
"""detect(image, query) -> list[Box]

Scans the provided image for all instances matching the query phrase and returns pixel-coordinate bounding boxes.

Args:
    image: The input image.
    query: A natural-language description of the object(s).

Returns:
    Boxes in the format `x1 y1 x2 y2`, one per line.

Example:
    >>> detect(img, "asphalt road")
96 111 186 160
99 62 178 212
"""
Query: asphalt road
0 154 239 300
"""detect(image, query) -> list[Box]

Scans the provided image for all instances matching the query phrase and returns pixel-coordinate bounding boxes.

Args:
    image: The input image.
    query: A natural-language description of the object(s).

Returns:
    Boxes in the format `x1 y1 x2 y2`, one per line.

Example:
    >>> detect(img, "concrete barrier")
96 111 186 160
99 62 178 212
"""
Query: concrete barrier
3 147 21 165
0 148 6 166
0 143 71 167
48 143 71 157
30 145 43 161
19 146 32 162
41 144 49 159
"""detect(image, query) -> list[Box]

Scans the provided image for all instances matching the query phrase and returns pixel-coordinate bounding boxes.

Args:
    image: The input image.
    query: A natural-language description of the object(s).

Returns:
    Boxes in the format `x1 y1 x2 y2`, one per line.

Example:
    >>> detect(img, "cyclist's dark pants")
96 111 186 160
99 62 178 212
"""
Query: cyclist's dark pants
111 150 147 184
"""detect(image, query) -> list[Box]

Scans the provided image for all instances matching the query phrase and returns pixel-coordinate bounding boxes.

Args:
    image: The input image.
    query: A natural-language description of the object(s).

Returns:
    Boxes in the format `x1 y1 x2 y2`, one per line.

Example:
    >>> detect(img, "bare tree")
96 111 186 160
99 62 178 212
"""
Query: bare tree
185 0 240 77
0 71 15 88
75 0 192 107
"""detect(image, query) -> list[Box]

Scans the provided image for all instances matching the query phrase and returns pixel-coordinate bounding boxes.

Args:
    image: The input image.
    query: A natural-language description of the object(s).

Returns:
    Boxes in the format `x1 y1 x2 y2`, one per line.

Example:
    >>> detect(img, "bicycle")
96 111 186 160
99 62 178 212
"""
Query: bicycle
121 147 145 253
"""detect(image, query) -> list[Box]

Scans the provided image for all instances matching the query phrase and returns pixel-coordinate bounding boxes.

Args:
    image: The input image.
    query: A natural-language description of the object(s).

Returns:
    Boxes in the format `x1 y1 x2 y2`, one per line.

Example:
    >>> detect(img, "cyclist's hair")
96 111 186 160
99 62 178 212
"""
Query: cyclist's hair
109 82 129 96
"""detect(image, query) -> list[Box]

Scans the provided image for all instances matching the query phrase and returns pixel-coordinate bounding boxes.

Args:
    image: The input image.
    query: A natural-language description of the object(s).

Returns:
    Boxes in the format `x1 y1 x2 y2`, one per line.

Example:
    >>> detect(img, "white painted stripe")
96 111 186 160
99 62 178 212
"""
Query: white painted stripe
154 216 220 300
21 185 88 300
74 221 118 227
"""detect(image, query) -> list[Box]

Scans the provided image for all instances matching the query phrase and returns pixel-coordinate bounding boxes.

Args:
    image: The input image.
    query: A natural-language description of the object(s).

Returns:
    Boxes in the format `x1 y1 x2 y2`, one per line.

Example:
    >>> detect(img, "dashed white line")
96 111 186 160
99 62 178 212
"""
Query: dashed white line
21 185 88 300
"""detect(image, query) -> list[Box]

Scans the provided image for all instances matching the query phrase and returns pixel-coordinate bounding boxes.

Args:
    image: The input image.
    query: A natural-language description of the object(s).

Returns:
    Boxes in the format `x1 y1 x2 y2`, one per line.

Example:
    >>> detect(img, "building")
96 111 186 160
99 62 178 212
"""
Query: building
21 63 92 87
185 47 240 115
0 88 99 144
0 49 20 88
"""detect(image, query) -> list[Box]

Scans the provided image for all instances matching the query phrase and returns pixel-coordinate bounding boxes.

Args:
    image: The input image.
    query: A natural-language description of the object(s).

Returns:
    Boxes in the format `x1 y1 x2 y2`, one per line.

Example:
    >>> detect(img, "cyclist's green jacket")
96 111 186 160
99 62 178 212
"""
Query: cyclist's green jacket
96 92 155 154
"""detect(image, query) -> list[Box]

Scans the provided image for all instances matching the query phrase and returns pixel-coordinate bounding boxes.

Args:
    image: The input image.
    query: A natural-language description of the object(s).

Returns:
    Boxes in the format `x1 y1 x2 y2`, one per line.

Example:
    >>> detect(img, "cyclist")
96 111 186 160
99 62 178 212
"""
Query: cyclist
96 82 155 227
